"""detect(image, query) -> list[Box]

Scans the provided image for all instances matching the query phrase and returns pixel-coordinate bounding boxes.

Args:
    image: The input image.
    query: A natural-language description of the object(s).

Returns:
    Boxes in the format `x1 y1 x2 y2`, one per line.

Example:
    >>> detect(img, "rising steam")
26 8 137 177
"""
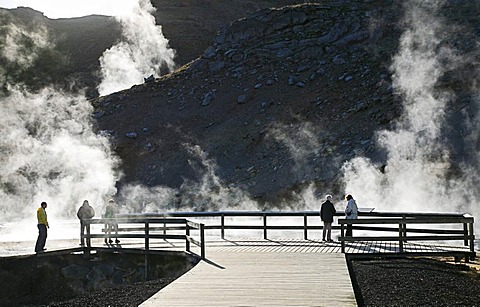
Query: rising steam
0 18 120 224
341 0 480 223
97 0 176 96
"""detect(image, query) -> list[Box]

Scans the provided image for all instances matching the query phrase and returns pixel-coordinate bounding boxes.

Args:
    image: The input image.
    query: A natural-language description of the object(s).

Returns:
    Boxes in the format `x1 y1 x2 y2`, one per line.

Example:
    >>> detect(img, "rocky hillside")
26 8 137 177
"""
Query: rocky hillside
2 0 480 210
95 1 405 208
0 0 302 97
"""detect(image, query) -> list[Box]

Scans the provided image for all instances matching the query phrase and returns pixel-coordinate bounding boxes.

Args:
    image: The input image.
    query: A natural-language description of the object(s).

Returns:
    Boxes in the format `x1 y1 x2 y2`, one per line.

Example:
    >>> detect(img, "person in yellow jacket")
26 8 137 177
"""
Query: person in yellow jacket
35 201 49 253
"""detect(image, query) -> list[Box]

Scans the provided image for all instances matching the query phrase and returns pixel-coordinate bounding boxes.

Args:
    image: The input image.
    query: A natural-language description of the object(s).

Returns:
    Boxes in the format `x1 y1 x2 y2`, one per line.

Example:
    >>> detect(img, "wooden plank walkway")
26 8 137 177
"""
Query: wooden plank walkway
138 238 473 306
140 251 356 307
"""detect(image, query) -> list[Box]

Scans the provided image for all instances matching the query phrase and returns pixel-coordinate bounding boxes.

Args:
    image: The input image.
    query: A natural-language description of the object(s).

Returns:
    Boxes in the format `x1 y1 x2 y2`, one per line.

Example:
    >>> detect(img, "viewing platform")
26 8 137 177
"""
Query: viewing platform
0 210 476 306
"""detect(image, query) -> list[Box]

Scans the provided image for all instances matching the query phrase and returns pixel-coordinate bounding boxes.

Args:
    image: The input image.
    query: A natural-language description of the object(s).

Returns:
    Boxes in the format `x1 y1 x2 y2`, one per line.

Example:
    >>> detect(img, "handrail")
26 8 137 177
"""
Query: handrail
82 218 206 259
119 210 471 218
82 211 475 260
337 215 475 258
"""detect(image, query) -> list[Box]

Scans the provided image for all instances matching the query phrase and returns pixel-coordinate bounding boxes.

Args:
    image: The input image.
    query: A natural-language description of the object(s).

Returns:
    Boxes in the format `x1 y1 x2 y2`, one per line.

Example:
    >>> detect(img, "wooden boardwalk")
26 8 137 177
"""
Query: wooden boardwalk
141 251 356 307
138 238 473 306
0 237 473 306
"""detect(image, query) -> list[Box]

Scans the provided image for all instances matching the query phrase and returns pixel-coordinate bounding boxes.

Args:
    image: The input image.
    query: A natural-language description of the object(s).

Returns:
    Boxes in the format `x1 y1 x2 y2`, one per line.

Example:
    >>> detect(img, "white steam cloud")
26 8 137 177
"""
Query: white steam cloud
97 0 176 96
267 121 321 181
1 23 49 66
0 87 120 221
0 18 120 230
112 143 258 214
341 0 480 224
179 144 257 211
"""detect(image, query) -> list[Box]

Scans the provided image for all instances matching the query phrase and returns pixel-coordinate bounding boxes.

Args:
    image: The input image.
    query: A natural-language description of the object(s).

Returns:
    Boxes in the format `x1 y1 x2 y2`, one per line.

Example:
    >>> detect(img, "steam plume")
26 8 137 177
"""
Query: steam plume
341 0 480 225
97 0 176 96
0 20 120 224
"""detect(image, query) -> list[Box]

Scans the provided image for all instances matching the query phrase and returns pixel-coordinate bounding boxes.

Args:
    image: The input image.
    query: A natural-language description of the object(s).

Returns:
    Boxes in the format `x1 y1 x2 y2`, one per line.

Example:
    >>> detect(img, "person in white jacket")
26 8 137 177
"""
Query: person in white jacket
345 194 358 236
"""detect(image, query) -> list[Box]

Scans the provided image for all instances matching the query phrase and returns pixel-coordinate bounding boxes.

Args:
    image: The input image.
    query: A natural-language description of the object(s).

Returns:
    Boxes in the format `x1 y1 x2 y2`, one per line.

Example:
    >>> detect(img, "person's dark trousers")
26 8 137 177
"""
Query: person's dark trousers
346 224 353 237
35 224 47 252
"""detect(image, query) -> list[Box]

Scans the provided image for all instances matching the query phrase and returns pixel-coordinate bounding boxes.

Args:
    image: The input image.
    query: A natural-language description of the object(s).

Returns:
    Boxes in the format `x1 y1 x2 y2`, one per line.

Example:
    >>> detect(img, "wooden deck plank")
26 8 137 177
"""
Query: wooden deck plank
140 252 356 307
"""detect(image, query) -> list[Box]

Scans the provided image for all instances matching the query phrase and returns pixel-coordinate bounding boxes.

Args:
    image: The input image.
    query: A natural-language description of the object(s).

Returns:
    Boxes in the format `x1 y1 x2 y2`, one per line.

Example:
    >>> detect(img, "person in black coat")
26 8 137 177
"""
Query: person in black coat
320 194 336 242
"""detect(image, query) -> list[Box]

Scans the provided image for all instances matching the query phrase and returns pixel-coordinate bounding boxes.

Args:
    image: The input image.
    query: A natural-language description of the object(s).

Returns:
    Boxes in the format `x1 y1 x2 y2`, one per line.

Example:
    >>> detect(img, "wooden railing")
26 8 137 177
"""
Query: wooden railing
337 212 475 256
82 210 475 259
120 210 330 240
82 218 205 259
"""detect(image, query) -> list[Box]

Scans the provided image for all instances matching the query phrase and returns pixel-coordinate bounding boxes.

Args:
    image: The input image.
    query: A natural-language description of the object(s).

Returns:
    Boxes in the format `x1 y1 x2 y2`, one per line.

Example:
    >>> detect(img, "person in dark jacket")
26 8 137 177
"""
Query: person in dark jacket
77 200 95 246
320 194 336 242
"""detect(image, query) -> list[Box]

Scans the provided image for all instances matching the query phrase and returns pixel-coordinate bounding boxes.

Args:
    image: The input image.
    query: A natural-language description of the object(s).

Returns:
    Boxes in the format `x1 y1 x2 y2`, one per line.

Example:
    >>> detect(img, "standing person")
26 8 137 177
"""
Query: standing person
345 194 358 237
104 199 120 244
35 201 49 253
320 194 336 242
77 200 95 246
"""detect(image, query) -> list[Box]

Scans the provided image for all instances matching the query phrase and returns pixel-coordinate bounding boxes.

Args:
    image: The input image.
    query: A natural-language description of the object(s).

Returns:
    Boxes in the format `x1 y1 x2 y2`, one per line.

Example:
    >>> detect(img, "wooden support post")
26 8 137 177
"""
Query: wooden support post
263 214 267 240
341 223 345 253
221 214 225 239
86 221 91 248
163 216 166 238
398 223 404 253
469 221 475 255
464 222 469 246
398 215 406 253
200 223 205 260
303 214 308 240
145 221 150 251
185 222 190 253
84 221 91 259
144 254 148 281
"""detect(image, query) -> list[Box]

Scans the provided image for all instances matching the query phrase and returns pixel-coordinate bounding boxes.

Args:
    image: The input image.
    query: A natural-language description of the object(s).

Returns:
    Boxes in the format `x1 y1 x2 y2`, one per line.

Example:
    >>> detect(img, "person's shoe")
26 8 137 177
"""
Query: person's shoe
80 243 85 246
115 239 120 244
327 239 334 242
109 239 114 244
104 239 108 244
322 238 326 241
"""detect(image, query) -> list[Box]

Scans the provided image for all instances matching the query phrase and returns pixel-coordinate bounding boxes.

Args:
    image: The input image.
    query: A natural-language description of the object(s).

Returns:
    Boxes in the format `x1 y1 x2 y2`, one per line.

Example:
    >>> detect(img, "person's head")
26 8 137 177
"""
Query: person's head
326 194 332 201
83 200 89 206
346 194 353 201
41 201 47 208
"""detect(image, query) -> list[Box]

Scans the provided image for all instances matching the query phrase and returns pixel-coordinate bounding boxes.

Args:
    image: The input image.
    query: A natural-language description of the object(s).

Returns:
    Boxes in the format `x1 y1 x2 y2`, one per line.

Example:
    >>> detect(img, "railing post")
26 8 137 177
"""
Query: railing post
399 215 405 253
86 220 91 247
85 220 91 258
263 214 267 240
340 221 345 253
200 223 205 260
464 222 469 246
221 214 225 239
469 220 475 255
145 220 150 251
303 214 308 240
163 215 167 238
185 221 190 253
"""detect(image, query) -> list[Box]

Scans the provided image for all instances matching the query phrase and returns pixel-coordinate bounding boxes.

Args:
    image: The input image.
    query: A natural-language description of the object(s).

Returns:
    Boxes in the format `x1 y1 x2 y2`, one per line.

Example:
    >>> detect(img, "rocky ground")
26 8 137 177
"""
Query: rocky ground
14 256 480 306
46 278 174 307
351 257 480 306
